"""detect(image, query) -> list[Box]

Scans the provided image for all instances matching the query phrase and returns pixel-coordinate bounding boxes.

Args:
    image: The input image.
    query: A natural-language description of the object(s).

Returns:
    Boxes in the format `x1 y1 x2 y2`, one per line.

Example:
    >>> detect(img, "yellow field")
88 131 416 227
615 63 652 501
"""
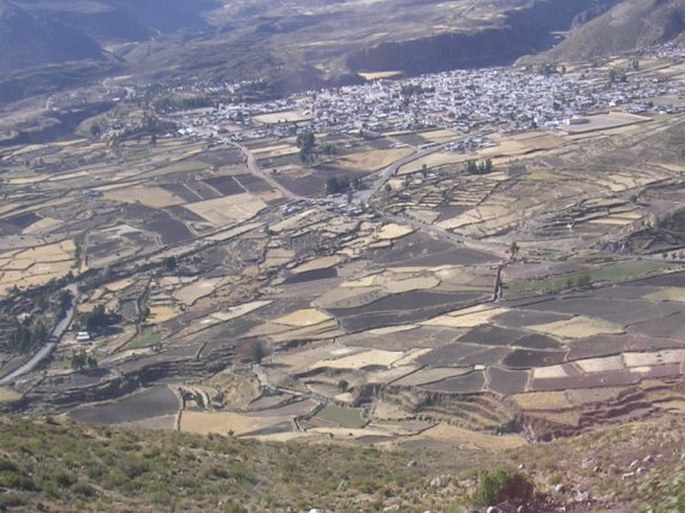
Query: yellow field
333 147 413 171
528 316 623 339
358 71 403 80
180 411 289 436
0 386 22 404
419 128 460 144
414 423 527 450
423 305 509 329
0 240 77 293
310 349 405 371
532 364 568 379
275 308 333 327
252 143 299 158
253 110 312 124
575 355 625 373
377 223 414 240
174 277 225 305
148 305 181 324
185 194 267 226
104 185 186 208
385 275 440 294
644 287 685 302
291 255 343 274
21 217 61 235
398 152 467 174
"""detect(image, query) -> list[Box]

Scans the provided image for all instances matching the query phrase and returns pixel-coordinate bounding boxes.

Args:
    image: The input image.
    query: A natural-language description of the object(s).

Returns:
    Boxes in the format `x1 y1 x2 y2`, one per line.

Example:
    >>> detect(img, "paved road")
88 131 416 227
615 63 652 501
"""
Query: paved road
358 147 440 203
231 142 306 202
0 284 78 385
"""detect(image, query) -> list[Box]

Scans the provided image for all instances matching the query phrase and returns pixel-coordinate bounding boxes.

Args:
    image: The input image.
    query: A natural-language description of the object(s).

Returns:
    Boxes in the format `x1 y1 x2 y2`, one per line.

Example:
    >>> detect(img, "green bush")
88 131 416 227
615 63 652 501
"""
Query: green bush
71 482 96 498
576 273 592 287
0 471 37 492
473 468 535 507
0 458 17 473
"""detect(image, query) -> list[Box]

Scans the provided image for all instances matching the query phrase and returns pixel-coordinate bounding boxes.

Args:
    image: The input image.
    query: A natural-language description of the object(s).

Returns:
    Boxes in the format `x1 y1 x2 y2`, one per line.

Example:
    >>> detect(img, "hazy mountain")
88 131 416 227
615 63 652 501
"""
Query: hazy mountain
0 0 105 73
529 0 685 62
11 0 220 43
2 0 684 103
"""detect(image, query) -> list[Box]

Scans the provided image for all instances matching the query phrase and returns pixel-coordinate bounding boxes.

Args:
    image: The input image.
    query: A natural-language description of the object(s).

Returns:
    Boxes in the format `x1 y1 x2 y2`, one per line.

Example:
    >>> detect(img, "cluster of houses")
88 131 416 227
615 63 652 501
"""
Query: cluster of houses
168 55 685 147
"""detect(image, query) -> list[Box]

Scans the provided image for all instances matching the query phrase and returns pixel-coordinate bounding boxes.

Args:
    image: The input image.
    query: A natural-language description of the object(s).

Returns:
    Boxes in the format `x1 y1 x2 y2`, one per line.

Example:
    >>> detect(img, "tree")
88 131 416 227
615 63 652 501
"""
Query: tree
296 130 316 163
576 273 592 288
70 350 87 372
325 176 351 195
82 305 110 334
384 183 393 200
466 159 494 175
90 124 102 139
244 340 269 364
162 256 177 273
509 241 519 261
473 468 535 507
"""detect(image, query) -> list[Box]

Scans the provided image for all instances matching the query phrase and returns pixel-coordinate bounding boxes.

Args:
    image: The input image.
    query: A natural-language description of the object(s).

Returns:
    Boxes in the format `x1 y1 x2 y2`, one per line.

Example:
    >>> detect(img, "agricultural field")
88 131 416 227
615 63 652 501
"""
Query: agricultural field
0 58 683 455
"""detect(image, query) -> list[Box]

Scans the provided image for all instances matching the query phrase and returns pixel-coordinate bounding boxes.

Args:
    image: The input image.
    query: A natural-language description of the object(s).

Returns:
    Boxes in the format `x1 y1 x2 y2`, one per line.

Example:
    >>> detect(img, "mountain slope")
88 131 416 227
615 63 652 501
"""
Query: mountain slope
0 0 105 73
530 0 685 62
0 415 681 512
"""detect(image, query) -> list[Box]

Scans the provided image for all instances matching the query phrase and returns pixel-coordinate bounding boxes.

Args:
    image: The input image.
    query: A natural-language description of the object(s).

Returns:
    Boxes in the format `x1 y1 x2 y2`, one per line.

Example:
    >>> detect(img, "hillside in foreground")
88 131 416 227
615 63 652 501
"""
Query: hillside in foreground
0 415 682 512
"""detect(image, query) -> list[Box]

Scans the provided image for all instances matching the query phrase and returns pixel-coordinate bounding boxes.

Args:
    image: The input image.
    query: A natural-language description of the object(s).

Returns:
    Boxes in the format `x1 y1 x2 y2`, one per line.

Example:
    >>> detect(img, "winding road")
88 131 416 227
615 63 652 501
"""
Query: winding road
0 284 78 385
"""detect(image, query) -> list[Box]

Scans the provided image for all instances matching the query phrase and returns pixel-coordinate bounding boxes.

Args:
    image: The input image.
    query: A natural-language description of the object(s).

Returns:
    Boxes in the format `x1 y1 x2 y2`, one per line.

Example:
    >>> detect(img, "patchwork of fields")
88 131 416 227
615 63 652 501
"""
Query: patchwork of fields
1 66 684 449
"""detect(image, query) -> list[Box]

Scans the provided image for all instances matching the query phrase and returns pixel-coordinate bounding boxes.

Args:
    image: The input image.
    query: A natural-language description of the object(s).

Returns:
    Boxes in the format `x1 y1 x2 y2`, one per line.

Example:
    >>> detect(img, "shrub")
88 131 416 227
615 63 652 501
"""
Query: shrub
473 468 535 507
576 273 592 288
71 482 96 498
0 471 37 492
53 471 77 488
0 459 17 473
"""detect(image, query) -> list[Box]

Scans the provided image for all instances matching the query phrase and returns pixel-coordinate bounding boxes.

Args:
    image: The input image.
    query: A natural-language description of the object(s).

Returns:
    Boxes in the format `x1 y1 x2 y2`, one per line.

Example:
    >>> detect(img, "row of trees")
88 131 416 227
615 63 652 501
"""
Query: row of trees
9 320 47 354
70 349 98 372
465 158 494 175
325 175 363 196
77 305 115 335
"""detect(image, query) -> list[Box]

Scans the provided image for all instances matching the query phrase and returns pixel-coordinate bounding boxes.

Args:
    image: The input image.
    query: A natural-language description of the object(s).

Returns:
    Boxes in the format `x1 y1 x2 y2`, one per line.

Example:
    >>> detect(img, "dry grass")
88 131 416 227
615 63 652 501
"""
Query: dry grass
179 411 288 436
414 423 528 450
185 194 267 226
274 308 332 327
310 348 405 371
511 391 572 410
148 305 181 324
376 223 414 240
528 316 623 339
103 186 186 208
0 386 22 404
333 147 413 171
253 110 312 124
422 305 509 329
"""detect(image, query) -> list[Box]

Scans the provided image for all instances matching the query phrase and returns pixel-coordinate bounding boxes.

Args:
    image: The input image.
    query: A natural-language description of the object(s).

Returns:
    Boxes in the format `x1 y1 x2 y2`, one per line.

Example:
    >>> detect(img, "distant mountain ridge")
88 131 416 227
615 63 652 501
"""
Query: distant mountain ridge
0 0 222 75
525 0 685 62
0 0 106 73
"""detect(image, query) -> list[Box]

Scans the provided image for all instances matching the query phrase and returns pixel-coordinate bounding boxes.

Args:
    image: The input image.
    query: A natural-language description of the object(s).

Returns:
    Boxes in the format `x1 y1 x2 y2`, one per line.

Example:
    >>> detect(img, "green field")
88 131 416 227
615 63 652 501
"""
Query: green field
315 404 366 429
509 260 675 295
125 331 163 350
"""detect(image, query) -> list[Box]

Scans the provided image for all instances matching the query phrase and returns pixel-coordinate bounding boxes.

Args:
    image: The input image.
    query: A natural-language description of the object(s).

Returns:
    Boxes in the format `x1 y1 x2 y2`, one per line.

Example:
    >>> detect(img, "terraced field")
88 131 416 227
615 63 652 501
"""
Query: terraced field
0 67 683 451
